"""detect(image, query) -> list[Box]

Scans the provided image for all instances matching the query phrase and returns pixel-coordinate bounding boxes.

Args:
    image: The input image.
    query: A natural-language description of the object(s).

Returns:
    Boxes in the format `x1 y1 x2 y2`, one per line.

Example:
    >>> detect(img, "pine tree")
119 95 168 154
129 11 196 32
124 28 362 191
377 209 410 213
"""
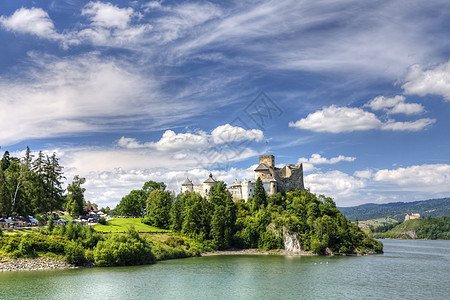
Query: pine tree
252 177 267 211
66 175 86 218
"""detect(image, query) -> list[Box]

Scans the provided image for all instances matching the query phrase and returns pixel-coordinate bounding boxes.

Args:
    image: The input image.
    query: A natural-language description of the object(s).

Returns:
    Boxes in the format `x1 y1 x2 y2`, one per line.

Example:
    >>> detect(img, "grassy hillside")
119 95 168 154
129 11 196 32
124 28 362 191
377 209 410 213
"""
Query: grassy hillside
374 216 450 239
339 198 450 221
93 218 169 233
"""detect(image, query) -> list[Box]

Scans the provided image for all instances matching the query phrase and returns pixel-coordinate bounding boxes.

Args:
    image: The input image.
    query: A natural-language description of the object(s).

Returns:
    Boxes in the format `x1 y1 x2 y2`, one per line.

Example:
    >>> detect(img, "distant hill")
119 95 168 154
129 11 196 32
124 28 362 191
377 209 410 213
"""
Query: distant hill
338 198 450 221
373 216 450 240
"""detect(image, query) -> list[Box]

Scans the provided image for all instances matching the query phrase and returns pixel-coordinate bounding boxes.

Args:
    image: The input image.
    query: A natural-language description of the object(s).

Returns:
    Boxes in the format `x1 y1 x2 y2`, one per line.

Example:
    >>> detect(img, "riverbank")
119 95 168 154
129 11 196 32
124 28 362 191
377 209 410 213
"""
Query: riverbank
201 248 316 256
0 257 75 272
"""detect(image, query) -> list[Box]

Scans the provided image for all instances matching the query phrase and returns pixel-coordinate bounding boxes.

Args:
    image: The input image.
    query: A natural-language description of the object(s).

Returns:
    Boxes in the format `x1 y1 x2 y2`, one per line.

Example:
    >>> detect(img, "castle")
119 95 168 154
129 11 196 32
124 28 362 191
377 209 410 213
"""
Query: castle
181 155 304 201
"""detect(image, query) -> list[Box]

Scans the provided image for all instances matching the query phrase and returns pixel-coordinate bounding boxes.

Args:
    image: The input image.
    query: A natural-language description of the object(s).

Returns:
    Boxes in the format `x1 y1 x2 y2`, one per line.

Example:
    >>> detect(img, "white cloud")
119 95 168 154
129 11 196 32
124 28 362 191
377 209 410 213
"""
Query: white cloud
403 60 450 101
353 169 372 179
388 102 424 115
365 95 405 111
152 130 209 151
290 104 435 133
117 124 264 153
77 2 151 47
373 164 450 193
0 53 159 145
289 105 381 133
211 124 263 144
82 2 134 29
305 171 365 199
117 137 152 149
381 118 435 131
0 7 61 40
365 95 424 115
298 154 355 172
298 153 356 165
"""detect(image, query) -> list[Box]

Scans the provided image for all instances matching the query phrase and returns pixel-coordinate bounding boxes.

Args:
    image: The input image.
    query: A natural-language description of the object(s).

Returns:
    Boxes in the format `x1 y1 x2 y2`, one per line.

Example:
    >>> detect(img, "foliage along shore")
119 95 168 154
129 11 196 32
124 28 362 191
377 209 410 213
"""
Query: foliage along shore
0 187 383 271
1 149 382 270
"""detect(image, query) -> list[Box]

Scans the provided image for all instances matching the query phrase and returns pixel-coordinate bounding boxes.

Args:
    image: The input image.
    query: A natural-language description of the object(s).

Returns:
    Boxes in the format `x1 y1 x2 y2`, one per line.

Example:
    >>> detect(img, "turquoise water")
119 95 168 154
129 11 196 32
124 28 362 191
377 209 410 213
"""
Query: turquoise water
0 239 449 299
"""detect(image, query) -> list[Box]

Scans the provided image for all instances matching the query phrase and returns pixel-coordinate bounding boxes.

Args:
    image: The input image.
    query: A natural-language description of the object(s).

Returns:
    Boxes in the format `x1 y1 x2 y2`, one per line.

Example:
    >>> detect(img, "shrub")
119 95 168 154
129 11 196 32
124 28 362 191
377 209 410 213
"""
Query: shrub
65 240 86 265
259 231 284 250
98 217 107 225
93 227 155 266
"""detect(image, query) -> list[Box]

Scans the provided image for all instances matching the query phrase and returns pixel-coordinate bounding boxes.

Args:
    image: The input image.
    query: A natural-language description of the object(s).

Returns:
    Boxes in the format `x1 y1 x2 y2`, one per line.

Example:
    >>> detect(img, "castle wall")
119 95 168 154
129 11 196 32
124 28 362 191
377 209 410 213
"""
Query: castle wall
182 155 304 202
276 164 304 192
181 185 193 193
255 170 273 181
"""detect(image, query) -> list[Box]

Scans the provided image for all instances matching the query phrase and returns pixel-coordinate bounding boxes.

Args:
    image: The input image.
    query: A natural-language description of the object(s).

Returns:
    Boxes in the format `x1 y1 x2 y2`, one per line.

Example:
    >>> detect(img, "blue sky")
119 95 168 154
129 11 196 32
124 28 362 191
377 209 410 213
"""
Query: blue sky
1 0 449 208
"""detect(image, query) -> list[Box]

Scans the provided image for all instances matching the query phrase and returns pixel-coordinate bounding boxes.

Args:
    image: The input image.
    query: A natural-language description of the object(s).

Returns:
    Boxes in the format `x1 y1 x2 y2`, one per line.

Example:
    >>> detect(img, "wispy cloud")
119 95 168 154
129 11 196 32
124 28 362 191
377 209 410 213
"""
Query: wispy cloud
0 53 160 145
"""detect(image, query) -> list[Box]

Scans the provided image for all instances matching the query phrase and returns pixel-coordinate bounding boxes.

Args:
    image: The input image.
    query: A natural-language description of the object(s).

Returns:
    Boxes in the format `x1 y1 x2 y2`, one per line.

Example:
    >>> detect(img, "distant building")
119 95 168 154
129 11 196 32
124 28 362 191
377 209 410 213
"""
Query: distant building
181 155 304 201
404 213 421 222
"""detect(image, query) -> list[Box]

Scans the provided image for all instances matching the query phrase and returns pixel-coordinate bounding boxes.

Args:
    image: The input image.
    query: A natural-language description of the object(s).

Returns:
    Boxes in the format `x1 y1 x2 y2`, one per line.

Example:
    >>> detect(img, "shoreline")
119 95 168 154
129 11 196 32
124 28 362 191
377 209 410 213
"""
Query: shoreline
0 257 76 272
201 248 316 256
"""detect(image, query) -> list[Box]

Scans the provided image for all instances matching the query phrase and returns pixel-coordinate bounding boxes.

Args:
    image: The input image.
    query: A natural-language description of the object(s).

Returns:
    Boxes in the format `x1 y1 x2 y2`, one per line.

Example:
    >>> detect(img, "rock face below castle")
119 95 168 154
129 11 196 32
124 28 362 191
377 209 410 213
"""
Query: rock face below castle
182 155 304 202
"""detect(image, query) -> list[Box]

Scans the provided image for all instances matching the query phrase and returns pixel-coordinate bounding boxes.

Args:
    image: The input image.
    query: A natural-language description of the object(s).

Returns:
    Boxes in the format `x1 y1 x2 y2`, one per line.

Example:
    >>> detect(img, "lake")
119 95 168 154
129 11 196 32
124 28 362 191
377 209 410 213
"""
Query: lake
0 239 449 299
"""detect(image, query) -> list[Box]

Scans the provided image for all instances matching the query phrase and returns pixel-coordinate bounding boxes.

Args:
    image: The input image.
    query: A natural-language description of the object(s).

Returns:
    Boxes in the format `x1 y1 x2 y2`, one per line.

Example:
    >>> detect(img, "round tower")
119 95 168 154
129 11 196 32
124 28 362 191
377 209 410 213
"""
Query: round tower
181 178 193 193
202 173 216 196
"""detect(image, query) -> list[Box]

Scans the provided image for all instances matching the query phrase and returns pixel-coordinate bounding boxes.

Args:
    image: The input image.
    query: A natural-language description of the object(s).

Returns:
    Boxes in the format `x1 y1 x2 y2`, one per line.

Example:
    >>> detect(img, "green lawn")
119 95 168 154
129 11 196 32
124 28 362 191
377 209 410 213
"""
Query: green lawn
2 227 41 235
93 218 169 233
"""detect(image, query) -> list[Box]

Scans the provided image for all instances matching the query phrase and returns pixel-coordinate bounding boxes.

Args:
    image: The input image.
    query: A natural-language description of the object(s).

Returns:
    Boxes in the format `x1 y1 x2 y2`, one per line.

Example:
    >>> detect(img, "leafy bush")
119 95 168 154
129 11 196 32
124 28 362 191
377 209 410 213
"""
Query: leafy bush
98 217 107 225
65 240 86 265
93 227 155 266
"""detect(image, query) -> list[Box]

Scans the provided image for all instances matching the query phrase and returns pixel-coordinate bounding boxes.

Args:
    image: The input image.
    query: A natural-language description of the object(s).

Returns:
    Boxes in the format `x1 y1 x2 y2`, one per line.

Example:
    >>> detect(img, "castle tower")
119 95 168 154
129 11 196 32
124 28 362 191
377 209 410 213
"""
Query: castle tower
202 173 216 196
259 155 274 168
181 178 193 193
269 178 277 195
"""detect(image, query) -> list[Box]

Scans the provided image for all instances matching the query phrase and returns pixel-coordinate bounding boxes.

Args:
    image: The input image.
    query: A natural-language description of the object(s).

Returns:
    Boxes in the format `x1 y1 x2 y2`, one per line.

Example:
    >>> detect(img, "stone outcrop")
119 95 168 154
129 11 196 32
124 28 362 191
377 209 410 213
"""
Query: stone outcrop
283 228 302 253
268 223 303 253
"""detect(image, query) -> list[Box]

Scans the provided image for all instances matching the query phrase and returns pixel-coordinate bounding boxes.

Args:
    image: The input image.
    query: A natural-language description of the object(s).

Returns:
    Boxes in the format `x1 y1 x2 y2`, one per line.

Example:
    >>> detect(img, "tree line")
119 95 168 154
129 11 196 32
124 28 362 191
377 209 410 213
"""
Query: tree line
116 177 383 254
0 148 86 218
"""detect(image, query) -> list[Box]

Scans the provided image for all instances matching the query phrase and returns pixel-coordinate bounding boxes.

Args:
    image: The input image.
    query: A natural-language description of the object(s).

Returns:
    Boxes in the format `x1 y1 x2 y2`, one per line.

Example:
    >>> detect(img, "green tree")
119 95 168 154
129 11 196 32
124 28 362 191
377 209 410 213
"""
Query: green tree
182 192 211 240
251 177 267 212
146 190 173 229
142 180 166 193
47 214 55 234
116 189 148 216
66 176 86 218
170 193 187 231
208 182 236 249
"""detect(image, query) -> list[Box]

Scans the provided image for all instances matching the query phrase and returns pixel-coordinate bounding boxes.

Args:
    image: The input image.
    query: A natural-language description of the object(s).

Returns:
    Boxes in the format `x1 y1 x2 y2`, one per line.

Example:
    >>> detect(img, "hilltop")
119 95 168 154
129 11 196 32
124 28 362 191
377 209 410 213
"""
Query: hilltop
338 198 450 222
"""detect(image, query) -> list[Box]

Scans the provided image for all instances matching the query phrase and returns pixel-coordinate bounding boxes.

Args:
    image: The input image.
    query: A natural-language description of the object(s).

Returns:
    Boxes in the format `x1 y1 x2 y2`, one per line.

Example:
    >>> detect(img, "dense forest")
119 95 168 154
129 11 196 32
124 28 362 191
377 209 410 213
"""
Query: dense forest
0 149 86 218
339 198 450 221
373 216 450 240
